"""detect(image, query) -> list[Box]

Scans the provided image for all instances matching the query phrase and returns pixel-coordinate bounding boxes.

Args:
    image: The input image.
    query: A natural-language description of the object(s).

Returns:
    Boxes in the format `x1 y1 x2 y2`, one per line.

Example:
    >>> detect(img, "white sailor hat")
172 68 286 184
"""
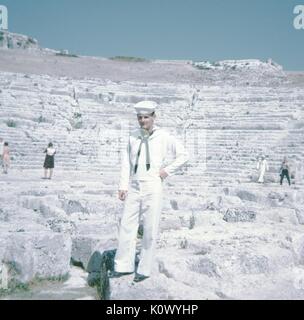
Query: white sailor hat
134 101 157 115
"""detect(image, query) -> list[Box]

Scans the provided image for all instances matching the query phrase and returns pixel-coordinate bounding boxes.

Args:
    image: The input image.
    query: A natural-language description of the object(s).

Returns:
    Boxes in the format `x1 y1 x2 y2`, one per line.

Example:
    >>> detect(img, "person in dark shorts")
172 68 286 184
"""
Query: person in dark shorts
279 157 291 186
43 142 56 179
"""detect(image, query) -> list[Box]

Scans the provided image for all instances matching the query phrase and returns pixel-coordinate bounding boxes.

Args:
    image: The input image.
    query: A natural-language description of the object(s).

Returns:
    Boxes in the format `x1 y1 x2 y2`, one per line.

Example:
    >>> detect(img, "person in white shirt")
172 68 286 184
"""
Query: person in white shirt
257 155 269 183
43 142 56 179
111 101 189 282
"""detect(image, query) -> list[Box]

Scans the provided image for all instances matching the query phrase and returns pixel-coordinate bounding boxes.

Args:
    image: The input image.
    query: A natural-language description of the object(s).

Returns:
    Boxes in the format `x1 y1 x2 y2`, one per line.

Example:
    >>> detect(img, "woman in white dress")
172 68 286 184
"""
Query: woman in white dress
257 155 269 183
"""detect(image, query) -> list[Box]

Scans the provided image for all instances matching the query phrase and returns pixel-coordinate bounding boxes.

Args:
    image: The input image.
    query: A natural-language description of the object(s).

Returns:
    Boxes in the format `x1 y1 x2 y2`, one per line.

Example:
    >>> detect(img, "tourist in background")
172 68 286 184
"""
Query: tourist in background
0 137 4 170
43 142 56 179
279 157 291 186
2 142 10 174
257 155 269 183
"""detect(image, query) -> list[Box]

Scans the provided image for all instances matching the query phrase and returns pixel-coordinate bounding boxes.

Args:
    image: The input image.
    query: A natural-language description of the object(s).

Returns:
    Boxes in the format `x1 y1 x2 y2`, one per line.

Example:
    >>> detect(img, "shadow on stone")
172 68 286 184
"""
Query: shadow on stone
86 249 116 300
70 257 85 269
137 224 144 239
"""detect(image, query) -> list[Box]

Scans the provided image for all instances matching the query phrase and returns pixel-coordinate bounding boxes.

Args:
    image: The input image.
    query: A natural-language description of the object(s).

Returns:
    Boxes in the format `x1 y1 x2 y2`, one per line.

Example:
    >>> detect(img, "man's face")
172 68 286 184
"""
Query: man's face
137 113 155 132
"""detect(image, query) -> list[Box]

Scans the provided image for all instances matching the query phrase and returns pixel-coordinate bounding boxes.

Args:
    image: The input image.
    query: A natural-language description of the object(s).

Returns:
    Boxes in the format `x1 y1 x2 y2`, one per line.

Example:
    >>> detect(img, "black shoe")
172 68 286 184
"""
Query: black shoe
133 273 149 283
108 271 133 278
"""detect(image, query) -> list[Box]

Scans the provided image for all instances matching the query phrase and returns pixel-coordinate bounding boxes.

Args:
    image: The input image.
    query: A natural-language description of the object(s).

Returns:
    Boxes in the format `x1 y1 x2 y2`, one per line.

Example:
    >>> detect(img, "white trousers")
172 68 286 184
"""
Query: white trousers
114 178 163 276
258 168 266 182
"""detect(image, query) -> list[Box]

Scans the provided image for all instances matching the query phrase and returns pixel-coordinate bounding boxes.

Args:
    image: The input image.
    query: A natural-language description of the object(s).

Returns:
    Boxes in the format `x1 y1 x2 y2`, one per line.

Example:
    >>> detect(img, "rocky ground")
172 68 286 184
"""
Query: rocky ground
0 168 304 300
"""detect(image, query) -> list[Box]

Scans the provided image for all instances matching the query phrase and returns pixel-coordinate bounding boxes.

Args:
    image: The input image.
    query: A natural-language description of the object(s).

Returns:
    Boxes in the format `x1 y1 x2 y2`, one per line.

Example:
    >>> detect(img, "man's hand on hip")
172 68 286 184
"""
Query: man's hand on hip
159 169 169 180
118 190 128 201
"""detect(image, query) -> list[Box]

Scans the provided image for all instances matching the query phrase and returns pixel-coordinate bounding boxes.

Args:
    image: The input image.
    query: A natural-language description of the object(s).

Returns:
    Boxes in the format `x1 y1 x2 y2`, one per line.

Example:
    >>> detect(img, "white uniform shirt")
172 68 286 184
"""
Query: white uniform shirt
119 126 189 190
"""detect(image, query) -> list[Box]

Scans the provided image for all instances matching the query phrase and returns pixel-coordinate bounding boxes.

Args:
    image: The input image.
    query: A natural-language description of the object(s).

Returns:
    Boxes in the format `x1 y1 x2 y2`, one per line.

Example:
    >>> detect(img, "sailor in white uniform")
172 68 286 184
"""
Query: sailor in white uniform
111 101 189 282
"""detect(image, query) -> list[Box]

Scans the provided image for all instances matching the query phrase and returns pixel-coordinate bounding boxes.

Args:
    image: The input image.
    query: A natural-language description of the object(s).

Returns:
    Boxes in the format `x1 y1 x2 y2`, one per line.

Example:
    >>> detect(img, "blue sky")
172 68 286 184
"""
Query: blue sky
1 0 304 70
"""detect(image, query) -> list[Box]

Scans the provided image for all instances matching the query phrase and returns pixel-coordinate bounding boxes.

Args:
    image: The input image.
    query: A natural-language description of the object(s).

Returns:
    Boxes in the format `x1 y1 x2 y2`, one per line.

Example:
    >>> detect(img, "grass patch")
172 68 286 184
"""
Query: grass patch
0 273 69 298
0 281 30 297
109 56 147 62
37 115 48 123
73 112 82 119
6 119 17 128
31 273 70 284
189 212 196 230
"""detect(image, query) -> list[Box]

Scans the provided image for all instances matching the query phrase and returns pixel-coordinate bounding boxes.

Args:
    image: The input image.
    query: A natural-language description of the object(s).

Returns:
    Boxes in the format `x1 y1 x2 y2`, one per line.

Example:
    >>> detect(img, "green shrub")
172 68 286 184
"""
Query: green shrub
189 212 196 230
31 273 69 284
37 115 47 123
0 282 29 297
26 37 36 45
0 273 69 298
6 119 17 128
73 112 82 119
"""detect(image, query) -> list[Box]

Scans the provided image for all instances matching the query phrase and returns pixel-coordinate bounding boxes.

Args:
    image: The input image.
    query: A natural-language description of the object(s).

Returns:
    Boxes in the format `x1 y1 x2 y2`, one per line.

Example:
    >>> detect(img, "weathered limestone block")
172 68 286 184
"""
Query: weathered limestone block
292 235 304 265
235 190 258 202
295 207 304 225
62 199 89 215
167 195 210 212
258 208 299 225
20 196 66 219
1 232 72 289
218 195 244 211
71 235 116 270
240 254 270 274
266 191 298 208
223 208 256 222
189 257 221 278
